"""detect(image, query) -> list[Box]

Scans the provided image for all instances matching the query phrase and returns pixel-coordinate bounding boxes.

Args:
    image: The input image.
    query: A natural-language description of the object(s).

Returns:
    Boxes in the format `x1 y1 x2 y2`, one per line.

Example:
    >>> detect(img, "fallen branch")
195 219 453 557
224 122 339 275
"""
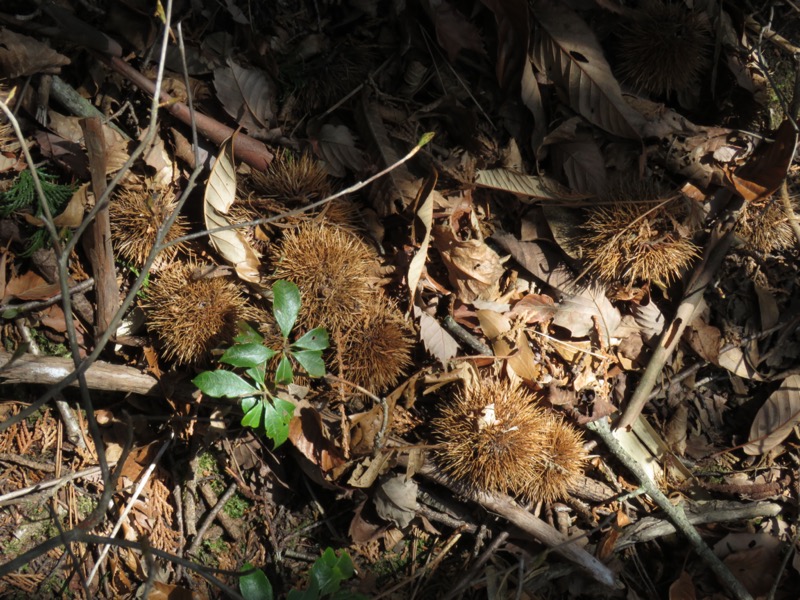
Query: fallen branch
586 417 753 600
0 350 193 397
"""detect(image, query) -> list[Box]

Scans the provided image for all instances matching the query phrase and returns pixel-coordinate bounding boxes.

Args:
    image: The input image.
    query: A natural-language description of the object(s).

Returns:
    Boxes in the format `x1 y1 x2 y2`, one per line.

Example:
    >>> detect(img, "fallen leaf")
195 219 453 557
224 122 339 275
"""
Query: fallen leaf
429 0 485 63
407 174 436 304
312 123 367 177
0 27 70 78
668 571 696 600
743 375 800 455
531 0 644 139
432 225 505 303
475 168 569 200
288 406 346 472
213 58 275 137
2 270 60 302
204 137 261 283
374 474 417 528
414 305 459 366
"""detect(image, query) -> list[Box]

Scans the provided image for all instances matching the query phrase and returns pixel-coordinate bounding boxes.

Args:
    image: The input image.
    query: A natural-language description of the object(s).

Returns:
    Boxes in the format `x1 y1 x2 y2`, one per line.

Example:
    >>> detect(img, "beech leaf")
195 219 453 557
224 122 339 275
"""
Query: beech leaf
414 306 459 366
213 58 274 136
743 375 800 455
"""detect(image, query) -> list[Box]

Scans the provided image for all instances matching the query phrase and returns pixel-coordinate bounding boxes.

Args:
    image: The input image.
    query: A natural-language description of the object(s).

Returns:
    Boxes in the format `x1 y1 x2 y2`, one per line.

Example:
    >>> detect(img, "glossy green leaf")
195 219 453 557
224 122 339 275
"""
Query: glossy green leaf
235 321 263 344
241 402 263 428
192 370 258 398
293 350 326 378
292 327 329 351
221 343 277 368
263 397 294 447
275 353 294 384
241 396 258 413
311 548 355 596
246 364 266 387
273 280 301 338
240 563 273 600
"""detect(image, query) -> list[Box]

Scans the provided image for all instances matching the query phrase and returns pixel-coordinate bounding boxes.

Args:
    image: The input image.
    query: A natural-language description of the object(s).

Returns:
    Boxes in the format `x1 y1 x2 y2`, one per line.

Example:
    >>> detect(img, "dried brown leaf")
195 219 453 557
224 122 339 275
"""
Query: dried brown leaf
429 0 485 62
407 175 436 304
475 168 568 200
668 571 696 600
314 123 367 177
204 137 261 283
213 58 274 137
531 1 644 139
743 375 800 455
414 305 459 366
0 28 70 78
432 225 505 303
374 474 418 528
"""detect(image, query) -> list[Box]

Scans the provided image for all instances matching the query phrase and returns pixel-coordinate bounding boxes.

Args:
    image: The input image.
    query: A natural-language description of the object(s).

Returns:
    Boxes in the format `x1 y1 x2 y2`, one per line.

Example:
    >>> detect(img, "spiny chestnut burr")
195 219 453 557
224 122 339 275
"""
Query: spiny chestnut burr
616 1 712 97
109 185 188 268
578 184 699 287
337 296 414 394
145 262 252 365
270 222 379 332
433 377 587 502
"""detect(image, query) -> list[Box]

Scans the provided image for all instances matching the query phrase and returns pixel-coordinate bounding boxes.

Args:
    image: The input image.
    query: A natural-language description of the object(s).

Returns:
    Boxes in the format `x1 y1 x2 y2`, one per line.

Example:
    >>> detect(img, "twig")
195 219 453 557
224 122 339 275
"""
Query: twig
442 315 492 356
0 463 114 507
411 459 620 589
187 483 239 556
441 530 510 600
616 206 740 431
617 500 782 549
86 431 173 586
586 417 753 600
325 373 390 452
0 452 56 472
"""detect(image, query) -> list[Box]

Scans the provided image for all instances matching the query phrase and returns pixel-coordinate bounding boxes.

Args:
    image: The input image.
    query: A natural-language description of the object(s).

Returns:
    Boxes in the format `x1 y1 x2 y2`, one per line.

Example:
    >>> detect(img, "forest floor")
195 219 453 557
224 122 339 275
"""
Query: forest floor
1 0 800 598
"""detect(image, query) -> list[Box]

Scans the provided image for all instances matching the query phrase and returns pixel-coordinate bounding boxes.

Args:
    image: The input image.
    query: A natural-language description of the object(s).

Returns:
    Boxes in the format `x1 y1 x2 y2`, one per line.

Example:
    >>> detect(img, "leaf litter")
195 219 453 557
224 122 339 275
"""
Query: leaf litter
0 1 799 599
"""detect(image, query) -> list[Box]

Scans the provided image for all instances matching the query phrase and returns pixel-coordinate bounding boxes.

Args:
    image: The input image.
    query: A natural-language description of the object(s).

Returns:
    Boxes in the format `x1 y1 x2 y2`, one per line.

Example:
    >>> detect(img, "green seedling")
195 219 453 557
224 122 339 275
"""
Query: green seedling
193 280 329 447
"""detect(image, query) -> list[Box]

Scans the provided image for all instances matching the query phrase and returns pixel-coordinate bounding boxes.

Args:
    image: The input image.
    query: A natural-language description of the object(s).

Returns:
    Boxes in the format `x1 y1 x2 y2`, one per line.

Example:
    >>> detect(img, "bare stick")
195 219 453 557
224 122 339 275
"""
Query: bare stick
187 482 240 556
586 417 753 600
616 211 739 431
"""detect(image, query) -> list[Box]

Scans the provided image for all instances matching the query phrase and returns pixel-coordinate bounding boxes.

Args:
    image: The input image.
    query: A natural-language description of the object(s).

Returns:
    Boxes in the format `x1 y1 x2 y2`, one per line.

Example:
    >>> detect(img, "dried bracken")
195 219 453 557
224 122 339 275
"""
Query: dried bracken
110 186 188 267
250 152 331 205
433 378 549 499
578 186 700 287
145 263 252 365
616 2 712 97
525 413 588 503
338 296 414 393
737 198 796 254
270 222 379 331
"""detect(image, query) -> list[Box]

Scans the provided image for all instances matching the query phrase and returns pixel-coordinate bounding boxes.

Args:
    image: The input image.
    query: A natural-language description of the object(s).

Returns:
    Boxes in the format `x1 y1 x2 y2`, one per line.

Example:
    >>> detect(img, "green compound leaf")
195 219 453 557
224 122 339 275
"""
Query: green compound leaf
275 353 294 384
221 343 277 368
310 548 355 596
241 396 258 413
273 280 301 338
245 364 267 387
235 321 263 344
263 396 294 447
293 350 326 378
241 401 264 428
240 563 273 600
292 327 329 351
193 370 258 398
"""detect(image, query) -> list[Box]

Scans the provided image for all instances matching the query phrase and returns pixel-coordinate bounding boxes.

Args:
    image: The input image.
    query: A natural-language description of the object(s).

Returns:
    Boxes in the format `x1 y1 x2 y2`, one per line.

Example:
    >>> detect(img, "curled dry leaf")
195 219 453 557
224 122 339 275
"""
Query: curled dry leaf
686 321 762 381
432 224 505 303
287 406 346 473
204 137 261 283
374 474 418 529
743 375 800 456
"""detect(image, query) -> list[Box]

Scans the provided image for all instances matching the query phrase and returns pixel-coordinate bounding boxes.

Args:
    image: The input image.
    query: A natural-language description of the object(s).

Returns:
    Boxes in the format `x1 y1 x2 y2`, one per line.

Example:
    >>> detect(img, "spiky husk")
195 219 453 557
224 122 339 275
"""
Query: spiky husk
110 186 188 268
617 2 711 96
737 199 796 253
270 222 379 331
338 296 414 393
145 263 252 365
250 152 331 205
524 413 587 503
579 186 700 287
434 378 550 499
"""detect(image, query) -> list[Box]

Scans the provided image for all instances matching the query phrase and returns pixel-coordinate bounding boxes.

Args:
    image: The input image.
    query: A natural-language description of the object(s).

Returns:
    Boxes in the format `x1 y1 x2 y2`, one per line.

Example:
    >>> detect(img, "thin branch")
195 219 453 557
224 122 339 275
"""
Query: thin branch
586 417 753 600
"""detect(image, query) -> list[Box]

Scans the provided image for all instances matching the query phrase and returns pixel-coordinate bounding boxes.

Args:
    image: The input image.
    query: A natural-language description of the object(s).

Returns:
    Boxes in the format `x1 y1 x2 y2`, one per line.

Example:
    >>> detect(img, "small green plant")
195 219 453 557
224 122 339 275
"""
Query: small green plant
239 548 366 600
192 280 329 447
1 168 76 256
